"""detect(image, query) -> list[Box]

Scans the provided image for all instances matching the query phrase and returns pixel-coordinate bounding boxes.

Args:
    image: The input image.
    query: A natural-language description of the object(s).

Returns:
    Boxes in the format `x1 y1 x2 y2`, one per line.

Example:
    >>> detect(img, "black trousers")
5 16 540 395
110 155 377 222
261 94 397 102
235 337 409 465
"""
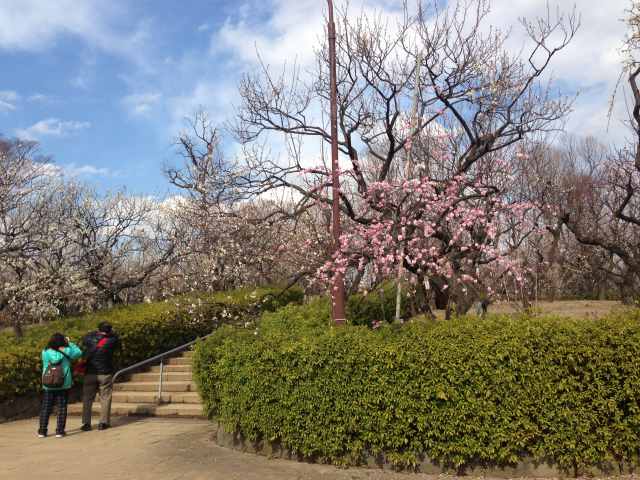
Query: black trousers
38 389 69 434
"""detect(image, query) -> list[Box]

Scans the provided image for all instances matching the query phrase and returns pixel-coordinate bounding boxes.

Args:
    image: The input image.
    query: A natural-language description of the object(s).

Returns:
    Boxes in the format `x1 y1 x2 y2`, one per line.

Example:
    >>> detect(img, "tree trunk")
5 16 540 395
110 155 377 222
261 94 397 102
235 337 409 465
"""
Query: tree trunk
547 225 562 302
445 300 453 320
409 276 435 319
431 279 449 310
347 268 364 296
521 286 531 311
12 319 23 338
455 295 475 316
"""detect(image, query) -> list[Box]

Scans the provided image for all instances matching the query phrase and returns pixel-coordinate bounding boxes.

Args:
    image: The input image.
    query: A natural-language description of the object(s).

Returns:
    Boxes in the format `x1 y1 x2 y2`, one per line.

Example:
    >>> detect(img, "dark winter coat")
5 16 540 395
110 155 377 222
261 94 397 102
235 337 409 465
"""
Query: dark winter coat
82 331 120 375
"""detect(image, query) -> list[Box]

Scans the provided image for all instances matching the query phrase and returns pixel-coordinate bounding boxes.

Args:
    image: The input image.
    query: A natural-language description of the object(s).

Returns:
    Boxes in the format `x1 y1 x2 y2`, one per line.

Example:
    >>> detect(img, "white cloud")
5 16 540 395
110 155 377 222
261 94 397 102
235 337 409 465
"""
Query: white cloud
194 0 405 169
38 163 118 178
211 0 325 67
64 164 114 177
212 0 402 68
38 163 64 178
159 194 189 212
182 0 400 138
70 74 91 90
487 0 626 86
0 90 19 112
15 118 91 141
122 92 162 116
111 0 401 143
0 0 152 66
38 162 114 178
27 93 49 103
484 0 629 143
0 90 19 101
69 52 99 90
210 0 632 146
167 82 237 134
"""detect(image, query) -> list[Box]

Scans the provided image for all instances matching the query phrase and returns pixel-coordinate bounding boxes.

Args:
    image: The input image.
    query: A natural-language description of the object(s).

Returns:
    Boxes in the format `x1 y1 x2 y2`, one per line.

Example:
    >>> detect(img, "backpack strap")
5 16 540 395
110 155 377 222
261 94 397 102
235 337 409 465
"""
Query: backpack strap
83 333 108 362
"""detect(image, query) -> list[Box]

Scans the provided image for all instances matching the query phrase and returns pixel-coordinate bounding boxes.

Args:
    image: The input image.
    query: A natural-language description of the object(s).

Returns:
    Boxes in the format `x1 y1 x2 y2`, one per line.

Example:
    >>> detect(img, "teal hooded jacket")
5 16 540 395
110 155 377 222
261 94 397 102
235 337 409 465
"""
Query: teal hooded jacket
41 342 82 391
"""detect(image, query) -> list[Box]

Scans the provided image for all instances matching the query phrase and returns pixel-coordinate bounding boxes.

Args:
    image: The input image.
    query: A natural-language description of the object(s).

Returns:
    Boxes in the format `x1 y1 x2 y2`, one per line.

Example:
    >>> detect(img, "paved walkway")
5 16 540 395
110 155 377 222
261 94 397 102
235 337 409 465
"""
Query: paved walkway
3 417 635 480
1 417 442 480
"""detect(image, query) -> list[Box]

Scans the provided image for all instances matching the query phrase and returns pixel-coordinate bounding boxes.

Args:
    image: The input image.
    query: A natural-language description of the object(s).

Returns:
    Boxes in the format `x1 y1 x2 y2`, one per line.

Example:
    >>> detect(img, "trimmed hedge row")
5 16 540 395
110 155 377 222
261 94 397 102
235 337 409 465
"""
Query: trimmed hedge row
0 287 303 403
193 300 640 473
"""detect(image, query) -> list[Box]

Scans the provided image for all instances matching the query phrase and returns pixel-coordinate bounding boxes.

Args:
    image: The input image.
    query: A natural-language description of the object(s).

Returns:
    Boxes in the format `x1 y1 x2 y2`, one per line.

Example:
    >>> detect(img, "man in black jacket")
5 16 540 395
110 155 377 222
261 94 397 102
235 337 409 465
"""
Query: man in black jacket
80 321 119 431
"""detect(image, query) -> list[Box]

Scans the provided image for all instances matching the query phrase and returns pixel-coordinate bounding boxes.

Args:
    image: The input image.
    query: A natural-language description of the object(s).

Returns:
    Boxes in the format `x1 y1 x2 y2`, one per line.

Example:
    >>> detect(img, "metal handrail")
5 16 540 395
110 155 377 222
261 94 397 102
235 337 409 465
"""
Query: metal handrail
110 332 215 406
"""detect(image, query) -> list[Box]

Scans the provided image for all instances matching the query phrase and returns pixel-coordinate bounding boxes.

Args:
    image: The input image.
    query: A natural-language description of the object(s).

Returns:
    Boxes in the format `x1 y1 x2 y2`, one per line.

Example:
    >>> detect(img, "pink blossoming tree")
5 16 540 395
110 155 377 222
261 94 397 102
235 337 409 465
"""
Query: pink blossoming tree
231 0 576 318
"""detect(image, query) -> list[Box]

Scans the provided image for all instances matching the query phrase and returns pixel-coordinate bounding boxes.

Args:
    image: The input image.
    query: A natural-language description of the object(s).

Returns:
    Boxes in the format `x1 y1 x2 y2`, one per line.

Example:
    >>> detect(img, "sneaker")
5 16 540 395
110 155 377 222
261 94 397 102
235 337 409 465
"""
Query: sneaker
37 432 47 438
97 423 110 431
80 424 92 432
55 432 66 438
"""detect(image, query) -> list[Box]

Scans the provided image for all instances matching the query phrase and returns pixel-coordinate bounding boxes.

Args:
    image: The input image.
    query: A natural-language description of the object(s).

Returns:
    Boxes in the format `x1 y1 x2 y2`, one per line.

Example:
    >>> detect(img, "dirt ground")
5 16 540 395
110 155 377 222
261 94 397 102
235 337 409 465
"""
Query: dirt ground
423 300 625 321
489 300 624 318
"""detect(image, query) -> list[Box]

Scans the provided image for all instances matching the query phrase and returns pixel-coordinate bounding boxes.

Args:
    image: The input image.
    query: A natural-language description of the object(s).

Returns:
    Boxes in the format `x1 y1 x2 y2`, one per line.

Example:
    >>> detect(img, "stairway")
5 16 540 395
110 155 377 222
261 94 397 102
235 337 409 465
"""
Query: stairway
68 350 205 418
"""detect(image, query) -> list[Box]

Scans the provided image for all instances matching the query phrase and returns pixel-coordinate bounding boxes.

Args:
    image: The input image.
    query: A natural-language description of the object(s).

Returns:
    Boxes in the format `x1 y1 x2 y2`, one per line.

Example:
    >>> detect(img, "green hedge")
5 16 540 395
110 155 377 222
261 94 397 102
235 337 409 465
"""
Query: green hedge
0 287 303 403
193 301 640 473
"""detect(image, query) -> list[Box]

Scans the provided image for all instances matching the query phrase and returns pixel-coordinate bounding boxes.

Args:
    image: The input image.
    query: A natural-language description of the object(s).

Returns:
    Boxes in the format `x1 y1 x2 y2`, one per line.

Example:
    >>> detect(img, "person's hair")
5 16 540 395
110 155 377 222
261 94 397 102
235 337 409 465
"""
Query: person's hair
98 321 112 334
46 333 68 350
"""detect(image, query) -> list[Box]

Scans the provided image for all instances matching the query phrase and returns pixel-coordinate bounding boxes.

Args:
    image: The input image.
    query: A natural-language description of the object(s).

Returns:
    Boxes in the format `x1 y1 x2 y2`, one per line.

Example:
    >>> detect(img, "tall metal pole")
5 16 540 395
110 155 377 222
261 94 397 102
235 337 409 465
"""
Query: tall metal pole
394 52 422 323
327 0 346 325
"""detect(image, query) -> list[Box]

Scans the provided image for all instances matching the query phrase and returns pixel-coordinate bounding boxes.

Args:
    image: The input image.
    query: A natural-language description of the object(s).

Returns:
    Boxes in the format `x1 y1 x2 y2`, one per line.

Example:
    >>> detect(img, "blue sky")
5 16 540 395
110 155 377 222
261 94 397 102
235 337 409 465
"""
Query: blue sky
0 0 631 195
0 0 280 195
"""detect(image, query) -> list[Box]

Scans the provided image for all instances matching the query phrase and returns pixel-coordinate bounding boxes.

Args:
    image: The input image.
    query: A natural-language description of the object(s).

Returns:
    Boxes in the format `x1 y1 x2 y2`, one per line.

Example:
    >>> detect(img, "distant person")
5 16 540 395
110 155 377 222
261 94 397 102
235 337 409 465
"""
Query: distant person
475 298 491 318
81 321 120 431
39 333 83 438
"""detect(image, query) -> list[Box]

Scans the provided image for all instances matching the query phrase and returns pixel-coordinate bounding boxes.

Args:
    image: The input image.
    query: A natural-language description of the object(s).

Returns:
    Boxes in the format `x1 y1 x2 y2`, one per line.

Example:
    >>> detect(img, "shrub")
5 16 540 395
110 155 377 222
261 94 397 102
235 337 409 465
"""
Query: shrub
346 282 411 326
193 303 640 473
0 286 303 403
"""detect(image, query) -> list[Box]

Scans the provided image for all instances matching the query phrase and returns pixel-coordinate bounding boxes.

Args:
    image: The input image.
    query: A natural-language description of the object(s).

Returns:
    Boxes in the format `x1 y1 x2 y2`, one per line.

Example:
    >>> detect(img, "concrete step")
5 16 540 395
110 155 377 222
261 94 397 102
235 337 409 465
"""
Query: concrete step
113 381 197 392
181 350 194 357
148 364 191 373
112 391 202 404
67 402 204 418
129 372 193 382
167 357 192 366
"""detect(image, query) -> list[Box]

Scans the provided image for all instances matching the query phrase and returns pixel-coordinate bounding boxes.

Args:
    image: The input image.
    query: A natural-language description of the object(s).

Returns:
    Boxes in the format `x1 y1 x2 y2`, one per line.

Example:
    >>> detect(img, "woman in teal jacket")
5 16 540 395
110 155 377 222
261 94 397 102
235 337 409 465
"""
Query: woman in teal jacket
38 333 82 438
